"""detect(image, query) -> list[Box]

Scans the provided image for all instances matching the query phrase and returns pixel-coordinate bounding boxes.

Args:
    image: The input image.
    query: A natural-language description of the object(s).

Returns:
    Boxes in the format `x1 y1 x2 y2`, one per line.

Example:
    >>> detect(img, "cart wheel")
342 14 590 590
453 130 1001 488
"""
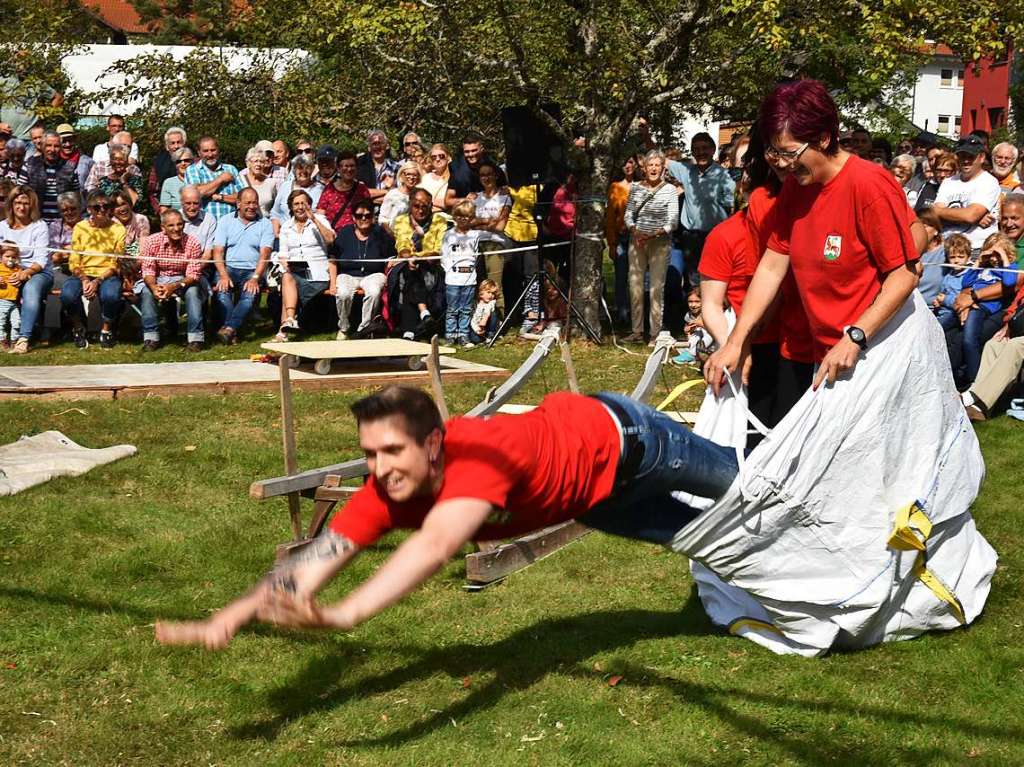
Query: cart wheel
408 355 425 371
314 358 332 375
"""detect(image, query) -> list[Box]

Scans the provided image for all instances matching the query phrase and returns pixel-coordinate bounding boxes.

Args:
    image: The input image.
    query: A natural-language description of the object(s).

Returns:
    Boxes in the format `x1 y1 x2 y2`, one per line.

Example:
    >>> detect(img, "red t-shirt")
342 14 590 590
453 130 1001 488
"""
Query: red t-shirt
699 210 754 315
328 392 621 546
766 156 918 360
318 181 371 232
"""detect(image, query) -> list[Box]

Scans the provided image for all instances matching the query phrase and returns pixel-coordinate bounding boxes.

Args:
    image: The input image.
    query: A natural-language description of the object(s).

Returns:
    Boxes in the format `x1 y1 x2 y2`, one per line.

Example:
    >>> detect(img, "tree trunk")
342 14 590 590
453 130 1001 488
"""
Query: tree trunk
570 152 610 339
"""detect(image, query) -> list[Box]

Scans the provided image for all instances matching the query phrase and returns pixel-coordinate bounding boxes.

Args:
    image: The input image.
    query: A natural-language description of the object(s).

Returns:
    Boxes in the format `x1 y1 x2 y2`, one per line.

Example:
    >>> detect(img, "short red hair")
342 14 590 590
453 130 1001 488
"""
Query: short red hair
758 79 840 156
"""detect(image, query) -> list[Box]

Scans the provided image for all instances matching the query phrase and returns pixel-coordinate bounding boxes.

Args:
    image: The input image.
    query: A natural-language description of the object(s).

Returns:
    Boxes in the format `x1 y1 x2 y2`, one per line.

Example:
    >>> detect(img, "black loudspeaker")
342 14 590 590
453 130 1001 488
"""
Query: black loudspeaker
501 103 566 187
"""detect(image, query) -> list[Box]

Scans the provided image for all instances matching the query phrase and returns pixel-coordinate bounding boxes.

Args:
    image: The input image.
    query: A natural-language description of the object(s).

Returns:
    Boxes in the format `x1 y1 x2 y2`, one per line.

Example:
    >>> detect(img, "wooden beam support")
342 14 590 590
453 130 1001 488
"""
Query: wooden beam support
464 521 591 586
250 457 369 500
559 340 580 394
427 334 450 421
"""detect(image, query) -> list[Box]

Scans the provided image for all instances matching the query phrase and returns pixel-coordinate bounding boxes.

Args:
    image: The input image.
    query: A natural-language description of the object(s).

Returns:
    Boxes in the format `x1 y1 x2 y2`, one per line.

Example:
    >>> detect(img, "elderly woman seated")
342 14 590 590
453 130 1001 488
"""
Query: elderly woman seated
274 188 337 341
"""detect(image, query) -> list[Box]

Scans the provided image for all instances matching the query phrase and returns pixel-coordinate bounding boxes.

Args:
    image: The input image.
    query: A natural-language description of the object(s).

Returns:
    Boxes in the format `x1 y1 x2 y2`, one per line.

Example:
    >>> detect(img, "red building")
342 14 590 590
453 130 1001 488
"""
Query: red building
960 44 1016 135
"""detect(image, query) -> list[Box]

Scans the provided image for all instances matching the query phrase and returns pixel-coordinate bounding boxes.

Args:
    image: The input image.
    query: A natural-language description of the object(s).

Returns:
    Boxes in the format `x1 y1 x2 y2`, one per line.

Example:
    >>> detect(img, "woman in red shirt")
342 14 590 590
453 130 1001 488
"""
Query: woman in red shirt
706 80 924 393
699 128 815 433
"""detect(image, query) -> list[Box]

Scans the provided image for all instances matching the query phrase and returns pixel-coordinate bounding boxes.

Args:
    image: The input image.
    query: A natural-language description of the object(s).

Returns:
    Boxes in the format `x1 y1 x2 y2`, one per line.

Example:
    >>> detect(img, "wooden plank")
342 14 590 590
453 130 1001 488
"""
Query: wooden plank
426 335 450 421
249 457 369 500
559 340 580 394
465 334 557 417
261 338 455 359
278 354 303 540
464 521 591 585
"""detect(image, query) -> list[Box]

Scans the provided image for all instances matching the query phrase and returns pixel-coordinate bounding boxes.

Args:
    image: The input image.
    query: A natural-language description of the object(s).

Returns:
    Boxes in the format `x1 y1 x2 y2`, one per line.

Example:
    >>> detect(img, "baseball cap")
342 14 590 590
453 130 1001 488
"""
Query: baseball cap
914 130 938 148
954 135 986 156
56 123 76 137
316 145 338 162
253 139 274 154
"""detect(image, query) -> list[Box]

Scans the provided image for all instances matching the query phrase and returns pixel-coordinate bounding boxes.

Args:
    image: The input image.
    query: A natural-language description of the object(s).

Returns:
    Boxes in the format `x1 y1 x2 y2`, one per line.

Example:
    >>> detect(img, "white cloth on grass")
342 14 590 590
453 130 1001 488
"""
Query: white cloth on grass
670 292 996 657
0 430 136 496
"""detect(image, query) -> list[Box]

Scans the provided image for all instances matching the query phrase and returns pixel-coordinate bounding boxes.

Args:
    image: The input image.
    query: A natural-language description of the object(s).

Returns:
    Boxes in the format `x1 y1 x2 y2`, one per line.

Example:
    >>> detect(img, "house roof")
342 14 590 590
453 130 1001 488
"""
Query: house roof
80 0 157 35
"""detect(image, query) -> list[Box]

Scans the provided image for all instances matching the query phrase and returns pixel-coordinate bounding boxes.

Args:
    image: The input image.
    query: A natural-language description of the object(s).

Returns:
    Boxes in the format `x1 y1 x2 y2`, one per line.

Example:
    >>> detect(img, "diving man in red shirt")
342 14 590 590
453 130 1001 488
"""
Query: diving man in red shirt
156 385 738 649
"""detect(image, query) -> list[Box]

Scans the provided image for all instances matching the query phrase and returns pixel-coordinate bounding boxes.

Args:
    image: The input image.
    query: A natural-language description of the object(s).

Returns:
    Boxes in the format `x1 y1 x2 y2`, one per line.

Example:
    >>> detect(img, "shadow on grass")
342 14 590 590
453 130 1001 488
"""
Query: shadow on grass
229 603 712 744
229 591 1024 765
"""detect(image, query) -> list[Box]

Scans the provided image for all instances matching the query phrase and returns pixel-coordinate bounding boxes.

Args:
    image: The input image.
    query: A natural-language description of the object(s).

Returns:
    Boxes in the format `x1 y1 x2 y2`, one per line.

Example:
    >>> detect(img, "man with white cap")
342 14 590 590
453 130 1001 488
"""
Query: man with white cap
55 122 93 190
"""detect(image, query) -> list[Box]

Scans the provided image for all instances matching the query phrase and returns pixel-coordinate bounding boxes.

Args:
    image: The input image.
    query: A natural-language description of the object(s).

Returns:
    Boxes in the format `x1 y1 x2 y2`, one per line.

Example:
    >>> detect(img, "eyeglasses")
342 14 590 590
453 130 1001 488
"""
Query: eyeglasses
429 154 446 160
89 203 112 211
176 158 192 164
353 212 373 220
298 147 314 154
765 142 810 162
403 141 419 147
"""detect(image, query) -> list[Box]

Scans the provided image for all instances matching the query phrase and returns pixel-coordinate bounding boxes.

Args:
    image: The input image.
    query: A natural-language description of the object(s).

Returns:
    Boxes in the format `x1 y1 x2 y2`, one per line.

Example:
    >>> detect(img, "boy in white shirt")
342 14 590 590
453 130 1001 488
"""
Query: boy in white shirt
468 279 498 346
441 201 485 345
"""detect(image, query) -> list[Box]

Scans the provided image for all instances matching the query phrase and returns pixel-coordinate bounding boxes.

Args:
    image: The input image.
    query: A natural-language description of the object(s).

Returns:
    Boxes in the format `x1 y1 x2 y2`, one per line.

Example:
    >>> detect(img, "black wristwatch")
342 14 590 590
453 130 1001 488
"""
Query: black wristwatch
846 326 867 350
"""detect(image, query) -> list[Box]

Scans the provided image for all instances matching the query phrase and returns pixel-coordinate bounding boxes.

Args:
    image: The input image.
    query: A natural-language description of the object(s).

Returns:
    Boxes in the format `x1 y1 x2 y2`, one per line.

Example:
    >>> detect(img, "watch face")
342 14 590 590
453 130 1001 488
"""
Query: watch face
849 327 865 344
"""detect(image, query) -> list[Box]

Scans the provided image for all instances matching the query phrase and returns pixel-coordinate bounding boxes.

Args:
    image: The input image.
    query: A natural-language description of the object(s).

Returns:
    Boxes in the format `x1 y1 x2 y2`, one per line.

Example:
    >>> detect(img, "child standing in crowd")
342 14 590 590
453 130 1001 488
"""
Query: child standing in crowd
0 242 21 348
441 201 484 346
675 287 707 363
933 233 972 330
468 279 498 346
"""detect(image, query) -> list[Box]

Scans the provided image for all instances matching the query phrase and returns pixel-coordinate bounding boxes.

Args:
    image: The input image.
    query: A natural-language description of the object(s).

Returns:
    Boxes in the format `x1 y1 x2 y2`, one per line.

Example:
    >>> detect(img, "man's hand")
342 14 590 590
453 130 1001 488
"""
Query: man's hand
812 336 862 390
993 325 1009 343
243 276 260 295
82 277 98 299
217 171 234 186
215 275 232 293
256 593 353 631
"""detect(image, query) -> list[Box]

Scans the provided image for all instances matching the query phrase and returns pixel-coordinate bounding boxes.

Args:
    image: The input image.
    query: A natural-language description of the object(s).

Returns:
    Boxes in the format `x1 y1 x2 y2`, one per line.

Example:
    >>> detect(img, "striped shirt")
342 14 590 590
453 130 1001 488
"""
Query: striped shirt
184 161 243 220
623 182 679 236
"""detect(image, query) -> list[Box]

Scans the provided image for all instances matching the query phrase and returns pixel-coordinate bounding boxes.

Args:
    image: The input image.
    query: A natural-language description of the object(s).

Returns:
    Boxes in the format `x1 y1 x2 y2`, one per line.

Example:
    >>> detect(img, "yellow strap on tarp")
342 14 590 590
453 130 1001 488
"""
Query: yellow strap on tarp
728 617 783 636
888 502 966 625
656 378 706 412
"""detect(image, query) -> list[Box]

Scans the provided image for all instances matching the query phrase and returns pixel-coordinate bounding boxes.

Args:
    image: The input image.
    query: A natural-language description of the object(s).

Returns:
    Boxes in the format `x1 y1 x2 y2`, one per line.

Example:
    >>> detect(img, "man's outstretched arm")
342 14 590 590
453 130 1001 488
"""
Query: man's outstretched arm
259 498 493 632
155 529 360 650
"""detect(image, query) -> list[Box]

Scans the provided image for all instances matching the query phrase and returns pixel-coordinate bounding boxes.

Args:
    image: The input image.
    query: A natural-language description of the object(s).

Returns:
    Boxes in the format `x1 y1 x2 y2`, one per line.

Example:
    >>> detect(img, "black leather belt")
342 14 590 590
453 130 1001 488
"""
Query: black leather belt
592 394 646 486
452 266 474 273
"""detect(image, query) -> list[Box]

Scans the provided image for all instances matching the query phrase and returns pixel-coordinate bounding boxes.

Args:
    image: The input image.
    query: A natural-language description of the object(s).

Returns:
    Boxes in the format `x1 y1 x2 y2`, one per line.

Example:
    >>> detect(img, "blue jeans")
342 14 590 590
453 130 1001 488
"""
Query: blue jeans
962 307 1002 382
61 275 124 326
16 270 53 342
215 266 259 332
445 283 474 341
935 307 959 331
139 282 207 343
579 392 739 545
469 310 497 343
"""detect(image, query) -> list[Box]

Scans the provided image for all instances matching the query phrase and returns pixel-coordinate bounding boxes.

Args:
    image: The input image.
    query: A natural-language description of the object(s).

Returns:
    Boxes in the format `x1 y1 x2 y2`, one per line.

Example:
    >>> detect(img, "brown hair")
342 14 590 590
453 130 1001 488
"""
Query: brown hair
5 185 41 227
350 386 445 443
944 233 971 261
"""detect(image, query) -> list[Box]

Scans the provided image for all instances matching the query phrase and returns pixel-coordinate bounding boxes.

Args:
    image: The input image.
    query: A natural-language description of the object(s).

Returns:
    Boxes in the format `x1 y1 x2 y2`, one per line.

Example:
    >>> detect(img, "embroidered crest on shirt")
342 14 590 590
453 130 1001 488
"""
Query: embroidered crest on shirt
823 234 842 262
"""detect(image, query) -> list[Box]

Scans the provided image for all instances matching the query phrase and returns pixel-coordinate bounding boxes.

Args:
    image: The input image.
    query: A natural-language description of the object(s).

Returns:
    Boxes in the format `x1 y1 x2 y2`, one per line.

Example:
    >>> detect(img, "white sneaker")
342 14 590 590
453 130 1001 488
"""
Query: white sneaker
463 341 475 349
961 390 975 407
335 330 349 341
281 317 300 334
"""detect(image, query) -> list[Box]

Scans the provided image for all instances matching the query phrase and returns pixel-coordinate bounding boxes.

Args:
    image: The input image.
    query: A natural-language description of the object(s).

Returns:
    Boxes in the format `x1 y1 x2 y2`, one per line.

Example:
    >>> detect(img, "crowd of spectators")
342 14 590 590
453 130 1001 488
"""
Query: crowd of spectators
1 109 1023 421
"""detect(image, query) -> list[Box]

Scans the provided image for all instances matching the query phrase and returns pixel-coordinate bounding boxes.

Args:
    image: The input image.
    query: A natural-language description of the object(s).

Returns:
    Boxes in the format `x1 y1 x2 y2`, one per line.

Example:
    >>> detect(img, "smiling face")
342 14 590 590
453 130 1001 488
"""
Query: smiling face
368 133 388 161
892 161 913 186
478 164 497 191
290 193 311 221
11 192 31 223
360 415 440 502
338 157 357 184
112 197 133 224
272 140 289 166
110 152 128 176
410 191 432 224
237 188 260 220
1000 201 1024 242
691 138 715 169
294 163 313 185
107 116 124 138
462 141 483 167
199 138 220 168
42 134 61 163
766 129 829 186
956 151 985 181
992 145 1018 179
165 131 184 153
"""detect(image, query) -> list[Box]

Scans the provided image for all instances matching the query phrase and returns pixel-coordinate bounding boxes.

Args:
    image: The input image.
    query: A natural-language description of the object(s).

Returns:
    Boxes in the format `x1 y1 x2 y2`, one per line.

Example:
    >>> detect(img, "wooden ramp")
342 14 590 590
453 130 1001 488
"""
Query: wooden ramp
0 356 506 400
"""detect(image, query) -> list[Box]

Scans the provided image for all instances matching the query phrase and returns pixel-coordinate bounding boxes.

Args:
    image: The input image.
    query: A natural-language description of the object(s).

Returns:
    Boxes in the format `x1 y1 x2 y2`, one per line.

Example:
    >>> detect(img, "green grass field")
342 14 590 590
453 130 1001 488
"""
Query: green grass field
1 340 1021 766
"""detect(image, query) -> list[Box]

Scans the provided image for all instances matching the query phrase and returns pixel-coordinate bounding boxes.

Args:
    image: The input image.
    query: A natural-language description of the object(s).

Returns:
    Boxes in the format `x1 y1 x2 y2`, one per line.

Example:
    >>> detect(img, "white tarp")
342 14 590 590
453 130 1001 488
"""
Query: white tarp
0 430 136 496
671 292 997 657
